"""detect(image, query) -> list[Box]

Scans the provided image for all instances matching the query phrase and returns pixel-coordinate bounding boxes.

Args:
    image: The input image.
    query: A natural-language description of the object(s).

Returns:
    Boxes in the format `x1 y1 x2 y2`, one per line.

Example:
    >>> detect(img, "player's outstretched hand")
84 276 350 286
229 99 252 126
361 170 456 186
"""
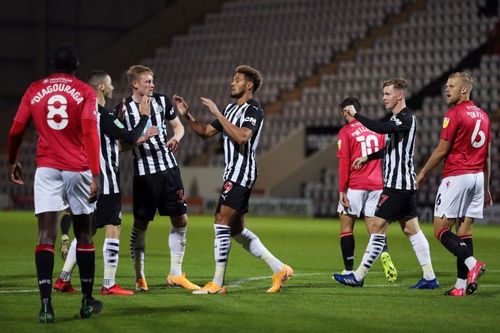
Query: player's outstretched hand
200 97 220 116
352 156 368 170
9 162 24 185
173 95 188 116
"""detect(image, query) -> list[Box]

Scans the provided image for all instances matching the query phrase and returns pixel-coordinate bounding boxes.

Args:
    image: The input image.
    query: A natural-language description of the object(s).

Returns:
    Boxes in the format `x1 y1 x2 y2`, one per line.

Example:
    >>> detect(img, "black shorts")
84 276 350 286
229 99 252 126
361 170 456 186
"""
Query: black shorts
375 187 418 222
133 167 187 221
215 181 252 215
94 193 121 228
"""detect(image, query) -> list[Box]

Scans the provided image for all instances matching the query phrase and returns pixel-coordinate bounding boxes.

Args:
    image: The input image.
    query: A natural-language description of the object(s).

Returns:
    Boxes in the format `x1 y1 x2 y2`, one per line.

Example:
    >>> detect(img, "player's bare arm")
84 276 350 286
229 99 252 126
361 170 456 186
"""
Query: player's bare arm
484 141 492 207
200 97 252 145
167 117 185 154
416 139 452 187
173 94 219 139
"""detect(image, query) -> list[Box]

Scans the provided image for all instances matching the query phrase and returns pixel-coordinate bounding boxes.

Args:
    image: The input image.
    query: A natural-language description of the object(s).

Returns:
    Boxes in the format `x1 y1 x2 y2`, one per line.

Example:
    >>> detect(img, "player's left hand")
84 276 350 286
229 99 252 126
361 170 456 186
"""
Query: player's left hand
9 162 24 185
200 97 220 115
166 138 179 154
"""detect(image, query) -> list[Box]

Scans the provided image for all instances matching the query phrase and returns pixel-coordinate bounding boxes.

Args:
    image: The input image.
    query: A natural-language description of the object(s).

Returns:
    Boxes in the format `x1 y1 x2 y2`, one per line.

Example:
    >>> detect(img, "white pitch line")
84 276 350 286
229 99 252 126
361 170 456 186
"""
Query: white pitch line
1 270 499 293
227 270 500 288
0 289 39 294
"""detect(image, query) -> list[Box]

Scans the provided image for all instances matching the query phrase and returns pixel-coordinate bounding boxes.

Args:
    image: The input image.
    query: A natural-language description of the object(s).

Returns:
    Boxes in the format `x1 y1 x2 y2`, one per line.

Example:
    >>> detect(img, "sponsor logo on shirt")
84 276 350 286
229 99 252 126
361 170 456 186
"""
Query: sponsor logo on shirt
244 116 256 126
390 115 402 126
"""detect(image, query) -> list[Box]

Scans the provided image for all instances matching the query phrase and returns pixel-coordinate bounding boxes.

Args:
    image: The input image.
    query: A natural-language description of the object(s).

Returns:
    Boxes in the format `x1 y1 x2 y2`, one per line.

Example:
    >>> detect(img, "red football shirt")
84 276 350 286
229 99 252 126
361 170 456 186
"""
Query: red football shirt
13 73 98 172
337 120 384 192
441 100 491 178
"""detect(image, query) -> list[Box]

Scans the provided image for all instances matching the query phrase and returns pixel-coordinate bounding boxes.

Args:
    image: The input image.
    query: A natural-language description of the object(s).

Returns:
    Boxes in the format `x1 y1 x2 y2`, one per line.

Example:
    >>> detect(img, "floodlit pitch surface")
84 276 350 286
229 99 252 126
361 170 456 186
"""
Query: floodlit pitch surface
0 211 498 332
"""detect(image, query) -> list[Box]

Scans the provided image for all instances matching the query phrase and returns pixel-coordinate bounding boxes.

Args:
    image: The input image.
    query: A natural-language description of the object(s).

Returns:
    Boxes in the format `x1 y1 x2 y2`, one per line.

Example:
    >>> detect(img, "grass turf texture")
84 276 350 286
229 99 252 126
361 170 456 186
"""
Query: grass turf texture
0 211 498 332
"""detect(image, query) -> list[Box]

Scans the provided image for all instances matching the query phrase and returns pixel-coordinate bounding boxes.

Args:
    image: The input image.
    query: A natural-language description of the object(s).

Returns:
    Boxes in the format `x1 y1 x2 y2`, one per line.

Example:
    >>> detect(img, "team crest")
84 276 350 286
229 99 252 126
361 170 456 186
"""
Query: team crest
223 181 233 194
443 117 450 128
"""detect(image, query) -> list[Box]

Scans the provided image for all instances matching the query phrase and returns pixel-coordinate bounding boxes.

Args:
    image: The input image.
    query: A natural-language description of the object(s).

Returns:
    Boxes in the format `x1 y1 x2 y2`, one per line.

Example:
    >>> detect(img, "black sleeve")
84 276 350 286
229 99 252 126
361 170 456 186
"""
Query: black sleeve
354 112 412 134
367 148 384 160
241 105 263 134
210 118 223 131
101 112 149 144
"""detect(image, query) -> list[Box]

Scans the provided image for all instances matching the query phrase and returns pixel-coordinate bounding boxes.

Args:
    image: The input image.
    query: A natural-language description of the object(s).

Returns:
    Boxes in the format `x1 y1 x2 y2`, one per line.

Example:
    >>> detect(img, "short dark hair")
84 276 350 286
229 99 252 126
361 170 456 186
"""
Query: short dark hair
340 97 361 113
87 70 109 88
235 65 263 92
52 44 80 73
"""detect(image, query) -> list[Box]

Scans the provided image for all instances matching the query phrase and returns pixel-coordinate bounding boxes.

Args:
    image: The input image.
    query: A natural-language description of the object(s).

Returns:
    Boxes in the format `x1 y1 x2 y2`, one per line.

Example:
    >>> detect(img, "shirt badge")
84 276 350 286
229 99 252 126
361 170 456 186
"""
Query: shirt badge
443 117 450 128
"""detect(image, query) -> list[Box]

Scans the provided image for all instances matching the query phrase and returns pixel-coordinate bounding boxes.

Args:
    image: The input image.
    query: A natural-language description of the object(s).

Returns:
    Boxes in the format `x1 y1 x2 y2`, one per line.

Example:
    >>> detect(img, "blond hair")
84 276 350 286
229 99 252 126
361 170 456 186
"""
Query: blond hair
448 72 473 91
383 77 408 91
127 65 153 86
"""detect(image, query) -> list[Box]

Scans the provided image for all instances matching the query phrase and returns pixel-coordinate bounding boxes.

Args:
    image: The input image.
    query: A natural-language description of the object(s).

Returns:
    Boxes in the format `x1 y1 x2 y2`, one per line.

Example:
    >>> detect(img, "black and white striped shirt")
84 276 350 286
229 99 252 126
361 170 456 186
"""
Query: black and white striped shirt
97 105 148 194
119 93 178 176
210 99 264 188
355 108 417 190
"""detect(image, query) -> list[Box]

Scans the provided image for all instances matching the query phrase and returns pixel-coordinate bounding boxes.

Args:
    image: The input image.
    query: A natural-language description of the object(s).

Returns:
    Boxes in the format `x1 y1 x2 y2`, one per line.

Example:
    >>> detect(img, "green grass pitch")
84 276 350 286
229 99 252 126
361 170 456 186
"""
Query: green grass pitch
0 211 499 332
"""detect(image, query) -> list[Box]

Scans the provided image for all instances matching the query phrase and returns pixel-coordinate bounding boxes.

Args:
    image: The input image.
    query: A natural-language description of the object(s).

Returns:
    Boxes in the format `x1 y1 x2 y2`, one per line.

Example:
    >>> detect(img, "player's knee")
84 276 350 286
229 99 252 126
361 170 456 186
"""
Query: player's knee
104 225 120 238
76 234 92 245
38 231 56 245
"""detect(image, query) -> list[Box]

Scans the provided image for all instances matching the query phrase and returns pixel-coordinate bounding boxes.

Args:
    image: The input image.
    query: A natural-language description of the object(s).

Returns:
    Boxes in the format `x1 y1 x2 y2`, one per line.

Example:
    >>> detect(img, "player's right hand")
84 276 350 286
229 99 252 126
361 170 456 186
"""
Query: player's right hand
139 95 151 116
9 162 24 185
88 176 99 204
173 95 188 116
339 192 350 209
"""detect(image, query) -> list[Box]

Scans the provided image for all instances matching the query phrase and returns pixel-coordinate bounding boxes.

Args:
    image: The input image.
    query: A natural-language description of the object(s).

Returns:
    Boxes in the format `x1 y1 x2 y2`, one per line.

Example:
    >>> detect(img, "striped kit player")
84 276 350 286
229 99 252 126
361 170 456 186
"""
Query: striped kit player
334 78 438 290
119 65 199 292
174 65 293 295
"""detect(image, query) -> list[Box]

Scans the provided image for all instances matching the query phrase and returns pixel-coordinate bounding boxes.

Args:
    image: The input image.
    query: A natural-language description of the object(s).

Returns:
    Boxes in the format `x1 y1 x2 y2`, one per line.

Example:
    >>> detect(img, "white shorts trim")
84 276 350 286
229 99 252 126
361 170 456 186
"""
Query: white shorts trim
34 167 95 215
434 172 484 219
337 189 382 217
